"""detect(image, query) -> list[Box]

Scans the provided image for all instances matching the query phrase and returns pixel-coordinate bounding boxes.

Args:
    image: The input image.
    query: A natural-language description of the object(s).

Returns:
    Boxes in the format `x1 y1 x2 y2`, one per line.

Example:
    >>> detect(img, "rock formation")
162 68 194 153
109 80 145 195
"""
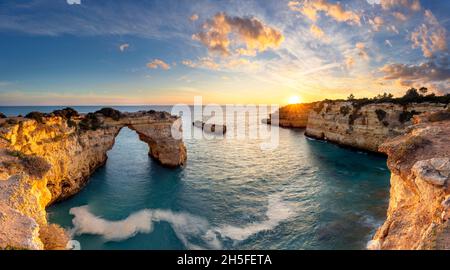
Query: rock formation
192 121 227 134
0 109 187 249
369 110 450 249
305 101 447 152
265 103 316 128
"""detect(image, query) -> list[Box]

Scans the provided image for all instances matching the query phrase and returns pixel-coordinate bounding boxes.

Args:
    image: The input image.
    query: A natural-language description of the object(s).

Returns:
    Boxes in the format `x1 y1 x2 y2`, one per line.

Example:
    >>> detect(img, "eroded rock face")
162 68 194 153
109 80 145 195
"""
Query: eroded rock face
371 112 450 249
0 111 187 249
267 103 317 128
305 102 446 152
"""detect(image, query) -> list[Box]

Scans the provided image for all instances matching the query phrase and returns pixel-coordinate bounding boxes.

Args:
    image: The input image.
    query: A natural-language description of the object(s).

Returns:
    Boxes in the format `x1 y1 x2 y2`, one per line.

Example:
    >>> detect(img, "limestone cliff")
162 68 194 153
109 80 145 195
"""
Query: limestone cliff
0 109 186 249
369 110 450 249
305 101 447 152
266 103 316 128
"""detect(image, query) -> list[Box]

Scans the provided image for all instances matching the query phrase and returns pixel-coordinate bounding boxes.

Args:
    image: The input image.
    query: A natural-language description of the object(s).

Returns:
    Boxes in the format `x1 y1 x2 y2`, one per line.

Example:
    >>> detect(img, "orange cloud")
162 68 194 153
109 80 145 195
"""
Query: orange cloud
370 16 384 31
146 59 170 70
289 0 360 25
392 11 407 21
411 10 447 58
192 12 284 57
380 61 450 93
380 0 421 11
356 42 370 60
310 24 326 39
190 14 199 21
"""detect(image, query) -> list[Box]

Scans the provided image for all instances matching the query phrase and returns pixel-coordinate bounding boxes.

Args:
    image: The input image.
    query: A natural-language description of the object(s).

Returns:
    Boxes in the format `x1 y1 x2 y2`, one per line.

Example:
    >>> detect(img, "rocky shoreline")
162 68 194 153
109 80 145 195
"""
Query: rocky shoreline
0 108 187 249
267 92 450 249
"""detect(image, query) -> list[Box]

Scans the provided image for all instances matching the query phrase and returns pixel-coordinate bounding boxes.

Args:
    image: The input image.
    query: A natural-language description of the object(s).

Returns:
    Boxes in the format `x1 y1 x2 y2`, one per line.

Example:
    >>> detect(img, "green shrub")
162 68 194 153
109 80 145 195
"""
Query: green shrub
399 110 420 123
79 113 102 131
21 155 51 178
375 109 387 122
313 102 325 114
25 111 46 123
6 150 51 178
6 150 26 159
349 111 363 125
339 106 351 116
95 108 122 121
51 107 79 119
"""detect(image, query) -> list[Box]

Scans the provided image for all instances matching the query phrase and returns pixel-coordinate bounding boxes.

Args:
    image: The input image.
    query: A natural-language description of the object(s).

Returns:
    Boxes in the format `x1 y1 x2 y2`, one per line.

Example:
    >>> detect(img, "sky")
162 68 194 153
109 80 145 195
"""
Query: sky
0 0 449 105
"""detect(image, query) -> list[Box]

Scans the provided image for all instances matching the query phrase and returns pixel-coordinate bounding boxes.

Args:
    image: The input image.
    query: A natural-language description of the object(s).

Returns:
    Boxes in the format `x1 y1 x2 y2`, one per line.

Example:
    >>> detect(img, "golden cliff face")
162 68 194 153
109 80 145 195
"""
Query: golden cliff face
267 103 316 128
369 111 450 250
305 101 447 152
0 110 186 249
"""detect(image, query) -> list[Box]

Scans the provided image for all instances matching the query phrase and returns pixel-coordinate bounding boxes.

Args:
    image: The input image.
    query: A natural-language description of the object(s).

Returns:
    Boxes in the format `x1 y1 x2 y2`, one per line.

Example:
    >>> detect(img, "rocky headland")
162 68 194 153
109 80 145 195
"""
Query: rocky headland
369 110 450 249
265 103 317 128
305 100 447 152
268 89 450 249
0 108 186 250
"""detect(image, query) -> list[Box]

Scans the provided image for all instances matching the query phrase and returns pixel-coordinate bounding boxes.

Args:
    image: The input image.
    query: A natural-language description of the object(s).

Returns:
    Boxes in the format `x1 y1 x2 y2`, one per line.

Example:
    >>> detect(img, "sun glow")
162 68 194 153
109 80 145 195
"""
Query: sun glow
288 96 300 104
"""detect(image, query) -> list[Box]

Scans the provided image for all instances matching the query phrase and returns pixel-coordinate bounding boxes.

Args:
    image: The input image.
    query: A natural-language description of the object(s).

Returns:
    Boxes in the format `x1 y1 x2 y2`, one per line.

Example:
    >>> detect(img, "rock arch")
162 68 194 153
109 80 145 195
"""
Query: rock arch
0 111 187 249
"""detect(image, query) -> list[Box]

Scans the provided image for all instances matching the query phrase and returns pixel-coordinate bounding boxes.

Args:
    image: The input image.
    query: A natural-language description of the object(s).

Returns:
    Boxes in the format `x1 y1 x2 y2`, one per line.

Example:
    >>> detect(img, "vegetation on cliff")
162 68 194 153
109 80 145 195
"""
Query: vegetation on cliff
4 150 51 178
94 107 123 121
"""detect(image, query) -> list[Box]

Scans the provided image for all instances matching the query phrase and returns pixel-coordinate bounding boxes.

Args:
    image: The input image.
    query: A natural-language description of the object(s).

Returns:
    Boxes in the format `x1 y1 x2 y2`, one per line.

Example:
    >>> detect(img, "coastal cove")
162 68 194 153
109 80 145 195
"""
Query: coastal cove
27 106 392 250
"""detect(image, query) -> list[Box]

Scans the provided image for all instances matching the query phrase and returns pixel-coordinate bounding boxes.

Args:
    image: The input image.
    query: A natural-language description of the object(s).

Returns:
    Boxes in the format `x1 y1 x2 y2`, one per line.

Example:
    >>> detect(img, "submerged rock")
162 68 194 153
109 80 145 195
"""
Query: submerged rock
193 121 227 134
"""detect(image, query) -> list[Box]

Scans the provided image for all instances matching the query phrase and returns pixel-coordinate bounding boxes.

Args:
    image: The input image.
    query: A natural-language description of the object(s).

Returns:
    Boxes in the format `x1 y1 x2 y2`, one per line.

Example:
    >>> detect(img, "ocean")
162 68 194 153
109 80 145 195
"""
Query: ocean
0 106 390 250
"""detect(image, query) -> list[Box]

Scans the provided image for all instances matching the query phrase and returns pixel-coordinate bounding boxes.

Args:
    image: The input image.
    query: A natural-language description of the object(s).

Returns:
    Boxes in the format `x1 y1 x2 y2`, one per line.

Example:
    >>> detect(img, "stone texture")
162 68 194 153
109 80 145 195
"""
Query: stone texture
372 111 450 249
267 103 317 128
0 111 187 249
305 101 446 152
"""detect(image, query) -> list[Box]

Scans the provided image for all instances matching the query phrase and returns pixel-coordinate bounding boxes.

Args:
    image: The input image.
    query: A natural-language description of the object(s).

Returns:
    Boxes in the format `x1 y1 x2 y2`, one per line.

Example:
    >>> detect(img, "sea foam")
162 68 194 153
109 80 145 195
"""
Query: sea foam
69 193 296 249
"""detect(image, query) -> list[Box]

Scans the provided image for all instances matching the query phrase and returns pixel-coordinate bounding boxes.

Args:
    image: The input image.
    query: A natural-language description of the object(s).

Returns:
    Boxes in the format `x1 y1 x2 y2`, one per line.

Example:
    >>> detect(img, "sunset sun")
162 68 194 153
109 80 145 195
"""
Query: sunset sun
288 96 301 104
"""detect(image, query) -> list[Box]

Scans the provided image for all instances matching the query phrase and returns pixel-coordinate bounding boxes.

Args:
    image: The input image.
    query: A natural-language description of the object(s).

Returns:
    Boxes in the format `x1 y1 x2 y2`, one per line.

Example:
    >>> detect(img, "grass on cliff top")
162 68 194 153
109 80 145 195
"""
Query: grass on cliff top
286 87 450 114
5 150 51 178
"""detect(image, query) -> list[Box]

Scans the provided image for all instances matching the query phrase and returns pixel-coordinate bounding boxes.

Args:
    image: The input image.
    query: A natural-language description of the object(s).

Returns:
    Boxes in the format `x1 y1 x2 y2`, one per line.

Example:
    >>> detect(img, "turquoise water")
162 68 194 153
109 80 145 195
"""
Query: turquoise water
1 107 391 250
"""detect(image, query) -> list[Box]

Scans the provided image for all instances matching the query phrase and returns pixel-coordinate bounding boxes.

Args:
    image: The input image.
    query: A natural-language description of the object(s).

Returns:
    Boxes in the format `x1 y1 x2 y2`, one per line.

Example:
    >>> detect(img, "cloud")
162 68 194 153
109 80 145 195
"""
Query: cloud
310 24 326 40
392 11 407 21
192 12 284 57
356 42 370 60
369 16 384 31
288 0 360 25
380 0 421 11
182 57 259 71
379 60 450 92
385 39 393 47
119 43 129 52
182 57 219 70
190 14 199 21
411 10 447 58
345 56 355 69
67 0 81 5
147 59 170 70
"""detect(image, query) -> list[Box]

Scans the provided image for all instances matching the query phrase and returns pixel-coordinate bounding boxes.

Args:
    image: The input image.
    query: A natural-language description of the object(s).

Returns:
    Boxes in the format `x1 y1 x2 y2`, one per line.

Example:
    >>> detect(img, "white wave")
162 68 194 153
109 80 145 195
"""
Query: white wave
70 206 153 241
69 193 295 249
215 194 295 241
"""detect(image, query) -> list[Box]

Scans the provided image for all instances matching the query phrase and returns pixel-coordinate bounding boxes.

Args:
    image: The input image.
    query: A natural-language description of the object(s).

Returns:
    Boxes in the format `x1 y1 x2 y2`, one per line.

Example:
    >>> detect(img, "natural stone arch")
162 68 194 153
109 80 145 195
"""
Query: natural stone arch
0 110 187 249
